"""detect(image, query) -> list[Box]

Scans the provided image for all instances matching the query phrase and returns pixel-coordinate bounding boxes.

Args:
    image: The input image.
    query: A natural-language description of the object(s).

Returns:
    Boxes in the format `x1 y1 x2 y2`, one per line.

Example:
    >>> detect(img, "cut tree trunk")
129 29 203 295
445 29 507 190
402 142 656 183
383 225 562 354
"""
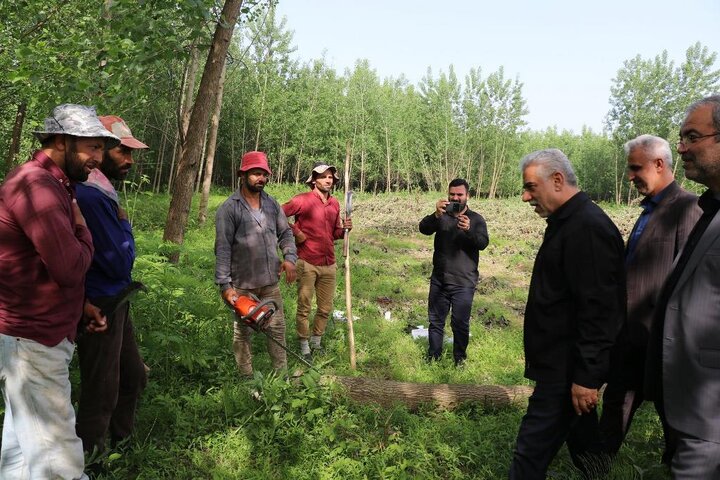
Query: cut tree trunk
323 376 533 410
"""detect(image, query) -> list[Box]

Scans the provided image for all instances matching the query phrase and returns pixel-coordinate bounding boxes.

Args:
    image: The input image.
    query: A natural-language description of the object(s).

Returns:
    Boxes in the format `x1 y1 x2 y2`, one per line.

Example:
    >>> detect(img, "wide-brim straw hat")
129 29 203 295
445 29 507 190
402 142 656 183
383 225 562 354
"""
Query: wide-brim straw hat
305 163 340 185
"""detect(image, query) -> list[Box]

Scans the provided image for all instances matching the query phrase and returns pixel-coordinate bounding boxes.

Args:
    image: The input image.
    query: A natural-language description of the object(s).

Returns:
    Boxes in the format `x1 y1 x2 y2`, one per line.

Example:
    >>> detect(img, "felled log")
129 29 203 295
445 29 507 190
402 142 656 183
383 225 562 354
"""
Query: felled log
323 375 533 410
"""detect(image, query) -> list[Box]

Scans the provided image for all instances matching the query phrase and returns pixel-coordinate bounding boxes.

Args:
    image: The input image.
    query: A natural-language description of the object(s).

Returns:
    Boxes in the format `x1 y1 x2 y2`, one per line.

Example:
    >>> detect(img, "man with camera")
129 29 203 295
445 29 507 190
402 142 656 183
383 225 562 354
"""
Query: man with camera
419 178 489 366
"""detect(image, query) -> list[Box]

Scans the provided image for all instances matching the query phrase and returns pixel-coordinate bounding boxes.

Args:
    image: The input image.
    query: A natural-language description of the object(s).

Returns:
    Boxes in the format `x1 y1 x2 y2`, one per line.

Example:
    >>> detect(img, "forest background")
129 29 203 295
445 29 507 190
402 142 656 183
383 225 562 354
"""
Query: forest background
2 1 719 215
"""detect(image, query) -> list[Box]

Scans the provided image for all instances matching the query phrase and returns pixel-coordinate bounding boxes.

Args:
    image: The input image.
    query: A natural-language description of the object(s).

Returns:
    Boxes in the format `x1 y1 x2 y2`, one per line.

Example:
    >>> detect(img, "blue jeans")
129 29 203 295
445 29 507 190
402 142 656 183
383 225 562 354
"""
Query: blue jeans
0 335 88 479
427 277 475 364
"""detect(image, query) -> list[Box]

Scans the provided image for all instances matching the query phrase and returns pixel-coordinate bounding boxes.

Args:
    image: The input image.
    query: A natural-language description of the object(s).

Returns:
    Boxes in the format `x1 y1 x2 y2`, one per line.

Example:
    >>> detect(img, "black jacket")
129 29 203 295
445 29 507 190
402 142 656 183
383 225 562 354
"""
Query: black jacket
523 192 625 389
419 207 489 288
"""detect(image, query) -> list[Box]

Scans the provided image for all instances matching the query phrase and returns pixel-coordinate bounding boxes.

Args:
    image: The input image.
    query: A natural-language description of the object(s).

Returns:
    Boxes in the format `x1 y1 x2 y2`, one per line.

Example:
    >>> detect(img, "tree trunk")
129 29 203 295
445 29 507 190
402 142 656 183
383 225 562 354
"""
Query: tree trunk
5 102 26 171
163 0 244 263
385 125 391 193
198 64 227 225
323 376 532 410
170 45 200 192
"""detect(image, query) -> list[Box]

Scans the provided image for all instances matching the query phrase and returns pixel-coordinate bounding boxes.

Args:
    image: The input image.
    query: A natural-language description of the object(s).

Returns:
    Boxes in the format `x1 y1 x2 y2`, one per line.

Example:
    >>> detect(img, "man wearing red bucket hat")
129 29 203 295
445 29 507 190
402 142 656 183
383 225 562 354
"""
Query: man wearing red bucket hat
215 151 297 376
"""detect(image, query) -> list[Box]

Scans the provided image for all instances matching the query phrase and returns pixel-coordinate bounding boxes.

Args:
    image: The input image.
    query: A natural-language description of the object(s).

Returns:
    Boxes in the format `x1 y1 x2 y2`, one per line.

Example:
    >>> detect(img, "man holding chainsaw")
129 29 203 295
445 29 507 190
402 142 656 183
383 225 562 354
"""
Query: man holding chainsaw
420 178 489 366
215 151 297 377
282 162 352 359
75 115 149 454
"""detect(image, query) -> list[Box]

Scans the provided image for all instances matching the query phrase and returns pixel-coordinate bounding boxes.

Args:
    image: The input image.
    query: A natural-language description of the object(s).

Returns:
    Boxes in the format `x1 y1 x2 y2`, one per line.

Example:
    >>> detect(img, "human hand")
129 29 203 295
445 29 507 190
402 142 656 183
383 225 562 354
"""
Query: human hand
435 199 449 218
222 287 239 307
83 300 107 333
457 214 470 232
571 383 599 415
294 229 307 244
343 218 353 231
72 199 87 228
117 206 128 221
280 260 296 284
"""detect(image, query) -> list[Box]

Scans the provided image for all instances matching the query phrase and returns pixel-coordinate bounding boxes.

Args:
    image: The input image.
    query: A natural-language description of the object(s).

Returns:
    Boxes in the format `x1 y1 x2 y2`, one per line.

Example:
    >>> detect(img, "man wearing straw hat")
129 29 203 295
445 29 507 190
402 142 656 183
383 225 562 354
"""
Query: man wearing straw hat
0 103 119 479
282 162 352 359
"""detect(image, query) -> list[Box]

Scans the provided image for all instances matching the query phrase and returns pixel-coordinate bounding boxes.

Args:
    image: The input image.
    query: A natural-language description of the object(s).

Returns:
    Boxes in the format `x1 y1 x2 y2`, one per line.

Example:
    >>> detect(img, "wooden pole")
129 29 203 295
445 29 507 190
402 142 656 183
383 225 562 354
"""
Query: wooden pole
343 142 356 370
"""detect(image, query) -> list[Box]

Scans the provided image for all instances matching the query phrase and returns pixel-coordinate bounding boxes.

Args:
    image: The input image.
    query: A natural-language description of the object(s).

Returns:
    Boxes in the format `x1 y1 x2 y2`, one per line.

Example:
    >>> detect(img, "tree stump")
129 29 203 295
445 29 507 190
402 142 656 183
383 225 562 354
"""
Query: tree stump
323 375 533 410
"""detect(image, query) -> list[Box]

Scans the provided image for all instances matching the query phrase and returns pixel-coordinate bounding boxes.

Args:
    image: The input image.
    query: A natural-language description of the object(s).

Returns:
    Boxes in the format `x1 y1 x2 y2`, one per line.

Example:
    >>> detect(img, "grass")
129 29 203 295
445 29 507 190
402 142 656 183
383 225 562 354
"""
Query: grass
2 186 671 479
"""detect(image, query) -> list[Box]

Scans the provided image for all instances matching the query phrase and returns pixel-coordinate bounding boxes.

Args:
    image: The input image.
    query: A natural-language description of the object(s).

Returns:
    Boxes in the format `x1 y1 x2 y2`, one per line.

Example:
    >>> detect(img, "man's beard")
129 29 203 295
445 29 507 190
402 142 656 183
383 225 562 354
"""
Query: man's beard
244 178 265 192
101 151 126 181
65 140 89 182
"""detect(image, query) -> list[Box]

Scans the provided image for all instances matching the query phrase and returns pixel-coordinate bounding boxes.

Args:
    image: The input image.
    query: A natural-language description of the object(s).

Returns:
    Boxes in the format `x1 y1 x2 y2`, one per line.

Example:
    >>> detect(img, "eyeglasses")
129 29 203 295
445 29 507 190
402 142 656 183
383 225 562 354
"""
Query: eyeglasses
677 132 719 147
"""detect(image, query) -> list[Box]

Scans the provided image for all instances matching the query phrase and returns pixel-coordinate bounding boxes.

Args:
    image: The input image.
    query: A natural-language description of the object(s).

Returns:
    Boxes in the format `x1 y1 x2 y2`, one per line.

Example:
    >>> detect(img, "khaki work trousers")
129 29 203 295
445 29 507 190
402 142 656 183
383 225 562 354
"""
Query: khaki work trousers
232 283 287 375
295 259 337 340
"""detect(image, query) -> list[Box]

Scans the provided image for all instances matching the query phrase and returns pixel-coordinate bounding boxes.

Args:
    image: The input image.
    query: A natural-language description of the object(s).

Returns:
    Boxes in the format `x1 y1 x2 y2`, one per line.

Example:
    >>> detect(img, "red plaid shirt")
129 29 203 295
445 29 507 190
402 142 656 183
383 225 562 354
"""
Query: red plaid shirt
0 151 94 346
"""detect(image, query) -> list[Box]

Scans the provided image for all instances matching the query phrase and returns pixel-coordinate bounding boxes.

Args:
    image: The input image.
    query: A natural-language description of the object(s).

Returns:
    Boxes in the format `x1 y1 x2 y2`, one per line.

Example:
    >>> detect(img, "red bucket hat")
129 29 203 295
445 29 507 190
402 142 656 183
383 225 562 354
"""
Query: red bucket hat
238 151 272 175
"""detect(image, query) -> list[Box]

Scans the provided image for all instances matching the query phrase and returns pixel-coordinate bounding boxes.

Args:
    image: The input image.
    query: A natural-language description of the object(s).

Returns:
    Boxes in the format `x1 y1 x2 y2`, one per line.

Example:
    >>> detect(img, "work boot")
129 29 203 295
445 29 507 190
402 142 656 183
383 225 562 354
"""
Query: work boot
299 339 312 362
310 335 324 354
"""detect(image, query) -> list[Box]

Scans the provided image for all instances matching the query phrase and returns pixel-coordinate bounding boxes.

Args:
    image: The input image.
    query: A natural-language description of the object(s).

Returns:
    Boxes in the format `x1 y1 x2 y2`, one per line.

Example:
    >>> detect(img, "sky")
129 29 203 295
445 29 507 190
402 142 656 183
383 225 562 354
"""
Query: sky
274 0 720 133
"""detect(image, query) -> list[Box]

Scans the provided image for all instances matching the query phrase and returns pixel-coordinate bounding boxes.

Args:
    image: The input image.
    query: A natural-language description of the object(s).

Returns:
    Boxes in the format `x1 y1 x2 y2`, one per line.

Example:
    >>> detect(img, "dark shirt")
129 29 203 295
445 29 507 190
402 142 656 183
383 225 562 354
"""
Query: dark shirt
0 151 94 346
524 192 625 388
215 189 297 290
419 207 489 288
625 184 670 264
76 178 135 299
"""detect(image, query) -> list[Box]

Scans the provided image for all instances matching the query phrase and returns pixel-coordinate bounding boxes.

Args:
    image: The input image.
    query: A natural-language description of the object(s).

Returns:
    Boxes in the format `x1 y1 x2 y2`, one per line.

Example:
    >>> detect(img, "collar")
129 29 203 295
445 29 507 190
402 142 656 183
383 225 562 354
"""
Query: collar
311 188 332 203
82 168 119 205
546 191 588 225
640 181 674 210
698 190 720 215
33 150 73 197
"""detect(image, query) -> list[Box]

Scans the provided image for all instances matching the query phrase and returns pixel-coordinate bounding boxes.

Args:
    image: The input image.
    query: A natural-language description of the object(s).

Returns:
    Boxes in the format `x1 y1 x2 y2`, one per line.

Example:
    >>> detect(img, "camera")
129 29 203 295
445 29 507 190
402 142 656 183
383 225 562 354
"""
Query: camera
445 201 462 214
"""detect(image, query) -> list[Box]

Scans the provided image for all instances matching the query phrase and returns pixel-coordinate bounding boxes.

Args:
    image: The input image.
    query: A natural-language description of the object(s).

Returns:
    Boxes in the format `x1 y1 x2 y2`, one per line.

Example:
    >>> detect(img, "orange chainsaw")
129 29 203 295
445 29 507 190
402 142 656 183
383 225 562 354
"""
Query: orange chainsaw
233 293 276 331
231 293 318 371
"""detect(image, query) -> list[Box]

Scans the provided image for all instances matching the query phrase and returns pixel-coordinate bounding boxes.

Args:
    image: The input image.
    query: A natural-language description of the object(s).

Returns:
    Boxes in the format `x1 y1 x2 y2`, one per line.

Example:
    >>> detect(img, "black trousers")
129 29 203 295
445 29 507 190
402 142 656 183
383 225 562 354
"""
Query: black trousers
510 382 608 480
76 302 147 452
427 277 475 364
598 382 676 465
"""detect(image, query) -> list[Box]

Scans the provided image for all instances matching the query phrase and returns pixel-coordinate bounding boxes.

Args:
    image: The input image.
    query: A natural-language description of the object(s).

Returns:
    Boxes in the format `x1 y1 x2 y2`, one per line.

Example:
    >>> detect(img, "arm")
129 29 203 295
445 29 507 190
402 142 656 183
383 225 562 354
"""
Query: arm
566 221 625 389
214 202 236 290
15 178 93 287
333 199 347 240
461 212 489 250
282 196 307 244
419 199 448 235
276 201 298 283
77 187 135 280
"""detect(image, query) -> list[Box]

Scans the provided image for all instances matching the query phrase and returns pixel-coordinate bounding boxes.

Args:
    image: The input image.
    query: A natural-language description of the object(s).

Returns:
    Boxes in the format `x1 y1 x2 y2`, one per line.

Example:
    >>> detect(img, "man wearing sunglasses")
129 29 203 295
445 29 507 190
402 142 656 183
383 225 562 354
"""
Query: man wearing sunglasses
646 94 720 477
599 135 700 465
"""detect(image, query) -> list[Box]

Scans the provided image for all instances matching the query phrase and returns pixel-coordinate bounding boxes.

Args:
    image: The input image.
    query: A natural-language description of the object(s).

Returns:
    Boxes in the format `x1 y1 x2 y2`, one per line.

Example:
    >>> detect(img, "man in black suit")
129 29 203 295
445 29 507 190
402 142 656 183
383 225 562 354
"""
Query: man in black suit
599 135 700 463
509 149 625 479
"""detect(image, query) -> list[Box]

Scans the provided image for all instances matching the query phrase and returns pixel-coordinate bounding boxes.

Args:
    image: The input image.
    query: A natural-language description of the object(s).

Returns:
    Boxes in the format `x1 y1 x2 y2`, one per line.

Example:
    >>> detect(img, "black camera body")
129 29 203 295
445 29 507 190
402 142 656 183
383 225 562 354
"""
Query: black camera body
445 202 463 214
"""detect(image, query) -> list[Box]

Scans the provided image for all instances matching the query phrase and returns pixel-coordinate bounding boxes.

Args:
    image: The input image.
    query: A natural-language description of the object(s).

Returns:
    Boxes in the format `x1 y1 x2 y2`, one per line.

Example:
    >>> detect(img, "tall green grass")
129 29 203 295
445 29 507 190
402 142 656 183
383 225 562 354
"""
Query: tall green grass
5 186 671 479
